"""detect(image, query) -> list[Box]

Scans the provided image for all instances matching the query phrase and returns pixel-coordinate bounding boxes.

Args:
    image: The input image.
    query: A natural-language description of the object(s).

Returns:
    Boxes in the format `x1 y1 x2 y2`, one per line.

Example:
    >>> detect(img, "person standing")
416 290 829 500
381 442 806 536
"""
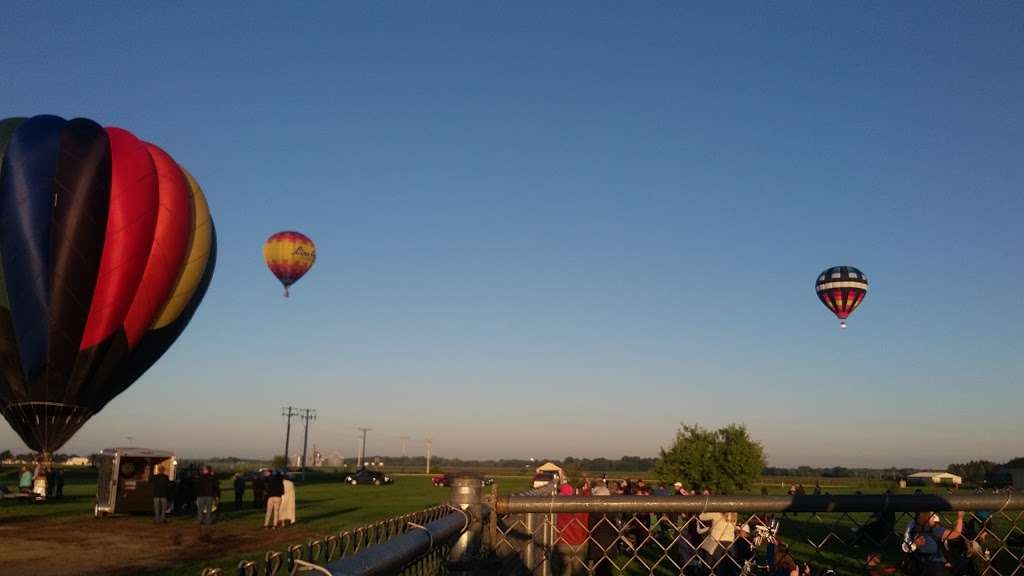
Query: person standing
264 470 285 528
252 472 266 509
54 469 64 499
18 466 32 494
46 468 56 498
233 473 246 509
280 476 296 526
151 465 170 523
587 483 617 576
196 466 219 525
555 482 589 576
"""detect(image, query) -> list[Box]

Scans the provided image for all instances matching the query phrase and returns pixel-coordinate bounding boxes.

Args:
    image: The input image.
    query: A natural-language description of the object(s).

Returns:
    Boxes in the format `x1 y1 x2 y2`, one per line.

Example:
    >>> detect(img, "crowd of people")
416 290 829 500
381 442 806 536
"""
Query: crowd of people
546 475 992 576
148 466 296 528
13 462 65 499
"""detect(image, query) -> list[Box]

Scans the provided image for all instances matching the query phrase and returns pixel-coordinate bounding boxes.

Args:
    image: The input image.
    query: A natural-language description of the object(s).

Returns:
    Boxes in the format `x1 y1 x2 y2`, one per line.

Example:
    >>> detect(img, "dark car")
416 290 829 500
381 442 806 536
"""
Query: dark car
343 469 393 486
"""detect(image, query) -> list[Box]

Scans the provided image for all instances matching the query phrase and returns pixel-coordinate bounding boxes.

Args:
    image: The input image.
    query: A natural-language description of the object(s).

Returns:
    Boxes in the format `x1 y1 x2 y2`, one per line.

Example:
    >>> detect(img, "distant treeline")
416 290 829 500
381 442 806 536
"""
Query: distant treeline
947 458 1024 485
384 455 660 473
762 466 909 479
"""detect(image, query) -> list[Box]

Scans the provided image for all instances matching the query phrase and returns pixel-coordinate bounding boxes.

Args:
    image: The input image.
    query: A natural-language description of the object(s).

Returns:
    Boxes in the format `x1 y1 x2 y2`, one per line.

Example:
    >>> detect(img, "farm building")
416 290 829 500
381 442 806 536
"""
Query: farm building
906 471 962 487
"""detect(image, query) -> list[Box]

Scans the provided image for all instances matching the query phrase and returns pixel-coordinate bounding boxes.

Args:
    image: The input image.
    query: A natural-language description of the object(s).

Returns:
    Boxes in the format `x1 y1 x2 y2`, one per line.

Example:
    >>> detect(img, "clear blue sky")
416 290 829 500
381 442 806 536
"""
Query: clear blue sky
2 2 1021 468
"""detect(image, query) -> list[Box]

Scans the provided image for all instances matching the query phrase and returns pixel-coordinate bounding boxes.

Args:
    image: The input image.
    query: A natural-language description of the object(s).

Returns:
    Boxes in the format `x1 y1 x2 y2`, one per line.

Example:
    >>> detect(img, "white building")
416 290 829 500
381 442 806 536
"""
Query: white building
906 471 962 487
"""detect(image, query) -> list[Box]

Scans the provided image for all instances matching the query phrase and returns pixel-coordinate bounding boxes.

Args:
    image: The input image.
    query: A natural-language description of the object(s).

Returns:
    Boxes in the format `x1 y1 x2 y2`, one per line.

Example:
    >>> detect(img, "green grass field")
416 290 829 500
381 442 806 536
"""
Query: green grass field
0 466 531 575
2 467 1015 576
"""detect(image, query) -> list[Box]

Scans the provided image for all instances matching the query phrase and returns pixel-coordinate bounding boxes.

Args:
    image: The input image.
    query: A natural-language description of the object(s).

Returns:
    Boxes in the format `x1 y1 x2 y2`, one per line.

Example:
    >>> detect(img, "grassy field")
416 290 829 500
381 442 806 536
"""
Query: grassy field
0 465 531 575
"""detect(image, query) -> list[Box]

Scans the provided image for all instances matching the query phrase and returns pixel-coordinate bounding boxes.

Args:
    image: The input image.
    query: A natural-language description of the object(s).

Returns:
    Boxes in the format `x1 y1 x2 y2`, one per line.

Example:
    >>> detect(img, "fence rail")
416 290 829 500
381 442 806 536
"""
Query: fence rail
201 481 1024 576
491 491 1024 576
200 504 456 576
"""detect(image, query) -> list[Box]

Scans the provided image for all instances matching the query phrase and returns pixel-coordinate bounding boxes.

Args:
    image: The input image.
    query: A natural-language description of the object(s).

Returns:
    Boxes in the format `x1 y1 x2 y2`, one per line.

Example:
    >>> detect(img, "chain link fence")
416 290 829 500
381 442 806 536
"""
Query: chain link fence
490 491 1024 576
198 480 1022 576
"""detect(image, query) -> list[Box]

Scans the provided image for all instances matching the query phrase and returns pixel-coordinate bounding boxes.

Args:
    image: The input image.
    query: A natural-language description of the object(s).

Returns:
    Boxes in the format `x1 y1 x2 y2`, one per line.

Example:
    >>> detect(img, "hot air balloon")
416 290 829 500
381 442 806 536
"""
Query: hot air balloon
0 115 216 454
263 231 316 297
815 266 868 329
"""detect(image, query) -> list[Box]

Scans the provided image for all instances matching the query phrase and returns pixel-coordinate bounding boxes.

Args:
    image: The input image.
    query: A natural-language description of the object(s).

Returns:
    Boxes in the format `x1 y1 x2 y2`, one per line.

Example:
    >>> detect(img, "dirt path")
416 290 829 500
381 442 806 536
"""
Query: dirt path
0 517 317 576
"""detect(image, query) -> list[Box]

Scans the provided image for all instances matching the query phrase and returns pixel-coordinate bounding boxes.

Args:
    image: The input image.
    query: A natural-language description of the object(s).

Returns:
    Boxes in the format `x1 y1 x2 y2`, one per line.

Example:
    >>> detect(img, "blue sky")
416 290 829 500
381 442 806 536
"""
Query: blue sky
1 2 1021 467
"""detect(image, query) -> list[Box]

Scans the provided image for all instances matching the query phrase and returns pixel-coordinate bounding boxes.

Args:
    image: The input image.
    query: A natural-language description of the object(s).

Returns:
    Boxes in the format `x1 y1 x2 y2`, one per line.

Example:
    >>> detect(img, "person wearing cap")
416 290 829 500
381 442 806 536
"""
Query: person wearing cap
901 511 965 576
731 523 755 573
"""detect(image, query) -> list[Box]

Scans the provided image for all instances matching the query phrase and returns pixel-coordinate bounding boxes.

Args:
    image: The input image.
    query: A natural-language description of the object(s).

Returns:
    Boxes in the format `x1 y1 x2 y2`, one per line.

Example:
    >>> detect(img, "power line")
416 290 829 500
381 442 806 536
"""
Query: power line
299 408 317 475
282 406 299 467
425 438 433 475
357 427 372 469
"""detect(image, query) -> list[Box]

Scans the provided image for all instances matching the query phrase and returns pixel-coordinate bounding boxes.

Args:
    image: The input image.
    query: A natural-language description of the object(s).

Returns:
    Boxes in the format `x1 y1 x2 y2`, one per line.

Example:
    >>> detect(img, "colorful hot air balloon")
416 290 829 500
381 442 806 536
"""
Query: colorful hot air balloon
815 266 868 329
263 231 316 297
0 115 216 454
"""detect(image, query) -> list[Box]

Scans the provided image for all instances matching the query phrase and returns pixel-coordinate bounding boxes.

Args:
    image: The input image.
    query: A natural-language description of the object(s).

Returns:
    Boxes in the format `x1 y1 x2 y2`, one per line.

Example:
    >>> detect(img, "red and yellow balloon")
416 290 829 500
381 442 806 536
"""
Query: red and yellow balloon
263 231 316 297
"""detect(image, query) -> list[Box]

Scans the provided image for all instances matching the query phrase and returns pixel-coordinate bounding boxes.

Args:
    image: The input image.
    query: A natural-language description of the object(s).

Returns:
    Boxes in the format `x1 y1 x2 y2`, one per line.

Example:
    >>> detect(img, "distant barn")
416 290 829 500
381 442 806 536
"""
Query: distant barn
906 471 963 487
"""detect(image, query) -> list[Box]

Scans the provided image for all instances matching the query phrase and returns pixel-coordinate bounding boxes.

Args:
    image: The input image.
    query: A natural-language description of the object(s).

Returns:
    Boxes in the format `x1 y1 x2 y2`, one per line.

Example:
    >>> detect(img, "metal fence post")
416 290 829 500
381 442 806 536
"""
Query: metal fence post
524 512 535 573
448 475 483 573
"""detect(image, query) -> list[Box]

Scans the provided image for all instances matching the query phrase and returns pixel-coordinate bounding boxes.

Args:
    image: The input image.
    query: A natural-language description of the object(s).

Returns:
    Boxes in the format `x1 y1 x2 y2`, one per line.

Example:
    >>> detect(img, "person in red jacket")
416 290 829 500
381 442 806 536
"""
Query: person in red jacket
555 482 590 576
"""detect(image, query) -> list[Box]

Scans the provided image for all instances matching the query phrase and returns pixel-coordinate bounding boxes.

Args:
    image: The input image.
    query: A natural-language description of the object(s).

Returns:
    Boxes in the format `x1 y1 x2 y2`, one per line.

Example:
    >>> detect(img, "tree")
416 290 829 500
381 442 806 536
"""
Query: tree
1003 457 1024 469
0 449 12 462
655 423 765 493
948 460 1001 484
271 455 287 469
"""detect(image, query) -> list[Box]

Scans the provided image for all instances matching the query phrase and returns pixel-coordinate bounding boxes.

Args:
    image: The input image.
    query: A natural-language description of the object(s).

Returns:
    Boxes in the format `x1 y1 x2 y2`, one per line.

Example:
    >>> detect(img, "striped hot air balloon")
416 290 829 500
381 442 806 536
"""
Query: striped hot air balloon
0 115 216 453
263 231 316 297
815 266 868 329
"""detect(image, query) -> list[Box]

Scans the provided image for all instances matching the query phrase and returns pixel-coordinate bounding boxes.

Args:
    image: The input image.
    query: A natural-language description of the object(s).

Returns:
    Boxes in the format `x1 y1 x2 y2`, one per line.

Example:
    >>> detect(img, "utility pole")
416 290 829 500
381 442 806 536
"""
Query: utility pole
357 427 371 469
282 406 299 468
399 435 410 472
299 408 316 476
425 438 432 474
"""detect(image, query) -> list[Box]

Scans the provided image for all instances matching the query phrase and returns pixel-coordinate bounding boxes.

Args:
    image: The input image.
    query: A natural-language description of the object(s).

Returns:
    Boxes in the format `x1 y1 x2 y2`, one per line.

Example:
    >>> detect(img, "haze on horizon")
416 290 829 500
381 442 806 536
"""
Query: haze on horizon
1 3 1021 471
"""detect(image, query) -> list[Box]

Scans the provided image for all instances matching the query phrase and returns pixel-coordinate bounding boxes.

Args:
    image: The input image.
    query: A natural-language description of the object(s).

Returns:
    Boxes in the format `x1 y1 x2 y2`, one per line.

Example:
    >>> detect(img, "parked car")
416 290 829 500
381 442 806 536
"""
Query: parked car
432 473 452 487
343 469 393 486
532 472 557 488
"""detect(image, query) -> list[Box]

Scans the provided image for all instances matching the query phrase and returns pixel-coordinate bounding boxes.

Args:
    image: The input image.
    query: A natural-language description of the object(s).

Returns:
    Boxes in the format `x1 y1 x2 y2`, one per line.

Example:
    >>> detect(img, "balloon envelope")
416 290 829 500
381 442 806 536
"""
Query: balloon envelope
815 266 868 326
263 231 316 297
0 115 216 452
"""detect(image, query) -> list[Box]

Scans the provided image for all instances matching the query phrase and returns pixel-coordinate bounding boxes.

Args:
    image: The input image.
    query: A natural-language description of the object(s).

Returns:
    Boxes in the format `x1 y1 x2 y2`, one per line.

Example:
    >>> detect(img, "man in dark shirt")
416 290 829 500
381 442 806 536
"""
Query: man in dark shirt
253 473 266 508
264 471 285 528
55 470 64 499
151 465 170 523
196 466 220 525
233 473 246 509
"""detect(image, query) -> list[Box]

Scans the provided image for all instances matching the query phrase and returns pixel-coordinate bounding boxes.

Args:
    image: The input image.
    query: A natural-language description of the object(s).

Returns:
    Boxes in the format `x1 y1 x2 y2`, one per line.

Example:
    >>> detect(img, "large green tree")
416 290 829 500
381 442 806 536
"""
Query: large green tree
655 423 765 493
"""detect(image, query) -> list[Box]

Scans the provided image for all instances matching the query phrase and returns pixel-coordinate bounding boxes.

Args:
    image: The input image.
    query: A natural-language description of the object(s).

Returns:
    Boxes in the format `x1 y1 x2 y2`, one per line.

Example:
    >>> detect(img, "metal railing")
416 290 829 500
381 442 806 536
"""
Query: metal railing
489 491 1024 576
199 504 459 576
200 482 1024 576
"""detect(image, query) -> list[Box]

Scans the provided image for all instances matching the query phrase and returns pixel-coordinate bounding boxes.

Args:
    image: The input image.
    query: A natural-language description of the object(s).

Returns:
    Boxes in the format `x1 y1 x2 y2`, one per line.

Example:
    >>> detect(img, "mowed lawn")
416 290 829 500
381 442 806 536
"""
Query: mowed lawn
0 467 531 576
